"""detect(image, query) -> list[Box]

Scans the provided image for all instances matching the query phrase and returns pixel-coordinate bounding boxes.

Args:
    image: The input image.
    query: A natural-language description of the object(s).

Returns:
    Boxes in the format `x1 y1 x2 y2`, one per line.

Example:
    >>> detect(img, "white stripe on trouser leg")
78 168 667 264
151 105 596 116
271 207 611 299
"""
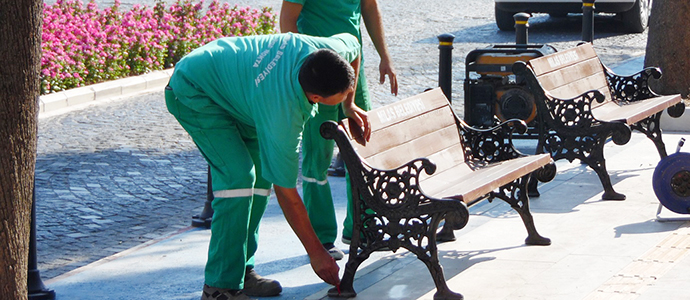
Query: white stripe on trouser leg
254 188 272 197
213 189 253 198
301 175 328 186
213 188 272 198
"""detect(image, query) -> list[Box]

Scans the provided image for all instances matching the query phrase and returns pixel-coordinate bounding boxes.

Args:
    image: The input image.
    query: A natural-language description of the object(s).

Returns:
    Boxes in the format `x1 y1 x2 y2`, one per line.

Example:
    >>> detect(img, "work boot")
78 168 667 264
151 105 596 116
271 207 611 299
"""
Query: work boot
201 284 251 300
243 268 282 297
323 242 344 260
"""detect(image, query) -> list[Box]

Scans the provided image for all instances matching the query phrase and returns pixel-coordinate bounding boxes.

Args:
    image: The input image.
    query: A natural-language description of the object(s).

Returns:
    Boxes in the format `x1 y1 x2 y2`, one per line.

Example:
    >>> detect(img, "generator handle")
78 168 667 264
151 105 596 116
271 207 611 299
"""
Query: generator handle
677 138 686 154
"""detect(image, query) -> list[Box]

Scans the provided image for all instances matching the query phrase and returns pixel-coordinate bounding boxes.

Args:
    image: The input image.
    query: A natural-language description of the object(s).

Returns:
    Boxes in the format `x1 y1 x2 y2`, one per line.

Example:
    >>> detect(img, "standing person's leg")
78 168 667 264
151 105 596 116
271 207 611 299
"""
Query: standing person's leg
301 104 343 259
341 68 371 243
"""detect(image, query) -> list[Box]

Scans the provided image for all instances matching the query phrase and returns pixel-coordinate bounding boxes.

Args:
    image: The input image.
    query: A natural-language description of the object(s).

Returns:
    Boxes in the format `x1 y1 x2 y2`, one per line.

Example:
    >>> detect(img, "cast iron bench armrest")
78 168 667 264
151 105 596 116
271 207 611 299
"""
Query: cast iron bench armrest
457 117 528 162
358 156 467 217
540 89 613 128
603 65 662 103
358 157 469 249
457 116 557 183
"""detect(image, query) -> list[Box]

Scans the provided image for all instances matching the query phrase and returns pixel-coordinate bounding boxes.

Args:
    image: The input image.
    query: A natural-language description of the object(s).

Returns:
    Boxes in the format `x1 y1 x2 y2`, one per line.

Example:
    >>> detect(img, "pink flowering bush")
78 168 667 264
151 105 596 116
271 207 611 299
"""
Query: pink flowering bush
41 0 276 94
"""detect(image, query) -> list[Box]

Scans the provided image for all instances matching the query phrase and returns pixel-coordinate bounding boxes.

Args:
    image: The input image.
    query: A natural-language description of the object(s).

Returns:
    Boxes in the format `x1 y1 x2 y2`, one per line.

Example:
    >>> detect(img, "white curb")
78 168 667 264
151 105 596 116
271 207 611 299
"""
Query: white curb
39 68 173 117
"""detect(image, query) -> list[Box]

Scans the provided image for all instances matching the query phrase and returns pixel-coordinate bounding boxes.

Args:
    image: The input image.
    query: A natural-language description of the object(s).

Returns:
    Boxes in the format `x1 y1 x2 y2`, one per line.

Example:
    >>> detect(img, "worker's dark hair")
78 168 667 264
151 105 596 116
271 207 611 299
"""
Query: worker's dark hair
298 49 355 97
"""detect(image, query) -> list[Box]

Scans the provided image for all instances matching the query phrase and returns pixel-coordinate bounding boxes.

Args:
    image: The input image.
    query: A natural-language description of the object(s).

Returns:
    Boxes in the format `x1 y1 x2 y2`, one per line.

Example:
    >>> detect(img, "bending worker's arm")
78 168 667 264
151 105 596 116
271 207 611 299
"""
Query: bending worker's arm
273 185 341 286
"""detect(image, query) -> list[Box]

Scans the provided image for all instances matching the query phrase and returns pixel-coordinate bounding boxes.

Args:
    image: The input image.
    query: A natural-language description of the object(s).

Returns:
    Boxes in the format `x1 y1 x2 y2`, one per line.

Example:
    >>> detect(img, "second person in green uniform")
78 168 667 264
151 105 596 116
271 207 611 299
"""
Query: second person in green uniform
280 0 398 259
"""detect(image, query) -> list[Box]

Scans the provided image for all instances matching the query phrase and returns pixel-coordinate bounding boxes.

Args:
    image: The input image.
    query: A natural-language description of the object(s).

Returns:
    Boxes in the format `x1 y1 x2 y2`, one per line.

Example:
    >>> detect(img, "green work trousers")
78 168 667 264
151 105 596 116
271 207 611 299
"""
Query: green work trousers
301 68 370 243
166 87 271 290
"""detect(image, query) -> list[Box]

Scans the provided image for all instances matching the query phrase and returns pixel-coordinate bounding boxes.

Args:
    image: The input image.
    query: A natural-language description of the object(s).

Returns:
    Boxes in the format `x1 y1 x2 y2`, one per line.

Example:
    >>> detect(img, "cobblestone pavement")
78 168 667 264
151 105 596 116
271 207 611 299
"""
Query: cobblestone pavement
37 0 649 280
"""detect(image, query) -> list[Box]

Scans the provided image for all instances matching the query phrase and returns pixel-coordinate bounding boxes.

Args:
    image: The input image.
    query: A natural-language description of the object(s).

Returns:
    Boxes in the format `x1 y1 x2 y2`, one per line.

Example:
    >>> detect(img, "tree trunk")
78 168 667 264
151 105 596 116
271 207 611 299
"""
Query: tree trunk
644 0 690 99
0 0 43 298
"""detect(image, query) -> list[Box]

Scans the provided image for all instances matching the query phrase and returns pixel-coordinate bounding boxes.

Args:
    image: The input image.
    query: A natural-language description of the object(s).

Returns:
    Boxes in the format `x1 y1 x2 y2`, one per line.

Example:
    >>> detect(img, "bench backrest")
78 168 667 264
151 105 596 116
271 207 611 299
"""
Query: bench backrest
341 88 468 177
527 43 612 107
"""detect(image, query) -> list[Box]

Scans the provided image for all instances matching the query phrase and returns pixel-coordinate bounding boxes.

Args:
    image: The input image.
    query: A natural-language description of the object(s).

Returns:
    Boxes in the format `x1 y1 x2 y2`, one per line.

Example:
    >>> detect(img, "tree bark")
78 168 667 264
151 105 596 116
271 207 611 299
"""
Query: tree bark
644 0 690 99
0 0 43 298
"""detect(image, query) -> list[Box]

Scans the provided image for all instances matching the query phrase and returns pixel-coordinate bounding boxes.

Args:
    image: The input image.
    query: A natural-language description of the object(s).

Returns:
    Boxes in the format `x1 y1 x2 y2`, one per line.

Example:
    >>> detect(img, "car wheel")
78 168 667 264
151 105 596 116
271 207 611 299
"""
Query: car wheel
621 0 651 33
495 5 515 31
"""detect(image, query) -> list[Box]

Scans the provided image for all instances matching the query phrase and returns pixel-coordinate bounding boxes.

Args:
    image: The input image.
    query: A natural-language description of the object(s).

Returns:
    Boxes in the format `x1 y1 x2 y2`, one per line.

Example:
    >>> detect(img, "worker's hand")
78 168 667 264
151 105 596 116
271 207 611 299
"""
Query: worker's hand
343 104 371 142
310 249 341 286
379 59 398 96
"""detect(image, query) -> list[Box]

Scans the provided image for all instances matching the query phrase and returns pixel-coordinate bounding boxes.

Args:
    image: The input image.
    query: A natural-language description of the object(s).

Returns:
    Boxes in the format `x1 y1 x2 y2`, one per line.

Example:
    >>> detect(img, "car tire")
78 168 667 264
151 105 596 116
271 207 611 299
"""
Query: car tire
495 5 515 31
621 0 651 33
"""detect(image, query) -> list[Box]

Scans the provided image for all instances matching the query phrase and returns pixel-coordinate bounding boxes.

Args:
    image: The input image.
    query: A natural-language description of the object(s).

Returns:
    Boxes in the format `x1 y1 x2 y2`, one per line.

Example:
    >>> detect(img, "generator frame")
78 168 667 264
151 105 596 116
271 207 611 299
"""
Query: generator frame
464 44 556 137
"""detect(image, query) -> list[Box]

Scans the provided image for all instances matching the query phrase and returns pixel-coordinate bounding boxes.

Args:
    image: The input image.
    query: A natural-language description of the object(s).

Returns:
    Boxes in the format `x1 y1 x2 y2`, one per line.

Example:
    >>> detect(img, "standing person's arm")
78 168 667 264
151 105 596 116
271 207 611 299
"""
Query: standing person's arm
280 1 302 33
361 0 398 95
273 185 341 286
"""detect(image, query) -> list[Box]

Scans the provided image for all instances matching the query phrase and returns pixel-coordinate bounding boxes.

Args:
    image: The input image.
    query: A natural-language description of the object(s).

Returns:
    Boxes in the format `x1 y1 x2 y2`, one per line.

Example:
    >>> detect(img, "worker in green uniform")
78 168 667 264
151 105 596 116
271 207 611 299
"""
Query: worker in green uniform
165 32 370 300
280 0 398 259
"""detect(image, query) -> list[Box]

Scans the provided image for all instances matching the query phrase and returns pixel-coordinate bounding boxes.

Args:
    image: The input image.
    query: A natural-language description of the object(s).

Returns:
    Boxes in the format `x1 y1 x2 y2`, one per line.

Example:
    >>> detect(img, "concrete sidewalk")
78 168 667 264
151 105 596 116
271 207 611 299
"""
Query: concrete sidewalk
45 129 690 300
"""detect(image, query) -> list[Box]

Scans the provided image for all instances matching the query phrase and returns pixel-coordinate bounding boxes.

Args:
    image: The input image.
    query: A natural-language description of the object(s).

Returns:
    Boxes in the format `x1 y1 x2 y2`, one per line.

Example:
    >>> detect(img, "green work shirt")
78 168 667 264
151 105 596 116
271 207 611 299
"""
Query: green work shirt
169 33 360 188
286 0 362 42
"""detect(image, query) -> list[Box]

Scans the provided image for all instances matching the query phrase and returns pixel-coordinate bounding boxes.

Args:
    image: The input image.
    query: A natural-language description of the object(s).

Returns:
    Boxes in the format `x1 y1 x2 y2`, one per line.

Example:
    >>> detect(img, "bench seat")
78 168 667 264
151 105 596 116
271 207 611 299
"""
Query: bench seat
593 94 681 125
421 154 552 204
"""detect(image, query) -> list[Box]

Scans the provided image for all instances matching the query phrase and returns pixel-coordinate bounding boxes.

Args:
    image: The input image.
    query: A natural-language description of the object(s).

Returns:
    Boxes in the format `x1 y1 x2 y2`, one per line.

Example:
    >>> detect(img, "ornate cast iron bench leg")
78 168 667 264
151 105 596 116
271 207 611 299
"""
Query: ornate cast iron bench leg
401 215 466 300
631 113 668 159
589 158 626 201
328 252 367 298
328 202 468 300
538 131 627 201
492 174 551 245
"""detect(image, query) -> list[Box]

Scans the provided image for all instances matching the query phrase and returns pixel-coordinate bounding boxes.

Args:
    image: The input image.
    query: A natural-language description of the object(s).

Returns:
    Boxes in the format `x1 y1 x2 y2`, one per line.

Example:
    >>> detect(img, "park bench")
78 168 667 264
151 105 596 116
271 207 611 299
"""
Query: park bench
513 43 686 200
320 87 556 300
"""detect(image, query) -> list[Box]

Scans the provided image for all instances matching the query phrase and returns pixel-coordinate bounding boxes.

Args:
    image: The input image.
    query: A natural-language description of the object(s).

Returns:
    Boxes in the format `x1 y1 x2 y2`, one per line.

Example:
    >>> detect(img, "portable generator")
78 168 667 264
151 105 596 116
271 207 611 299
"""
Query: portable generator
464 44 556 133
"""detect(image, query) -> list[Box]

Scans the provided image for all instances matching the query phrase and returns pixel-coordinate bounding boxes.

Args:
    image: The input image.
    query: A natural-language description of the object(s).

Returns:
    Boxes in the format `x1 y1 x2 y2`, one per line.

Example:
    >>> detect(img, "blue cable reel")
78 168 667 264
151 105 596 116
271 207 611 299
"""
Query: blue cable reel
653 138 690 221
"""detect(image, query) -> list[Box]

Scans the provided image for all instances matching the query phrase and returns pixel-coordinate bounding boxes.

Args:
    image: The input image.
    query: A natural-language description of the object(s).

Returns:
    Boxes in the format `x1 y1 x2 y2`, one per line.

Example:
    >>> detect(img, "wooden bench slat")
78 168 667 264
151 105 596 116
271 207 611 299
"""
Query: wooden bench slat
349 106 458 159
368 90 450 130
546 71 609 100
593 94 683 124
421 144 470 176
529 43 598 75
535 56 603 91
366 124 461 170
419 154 552 203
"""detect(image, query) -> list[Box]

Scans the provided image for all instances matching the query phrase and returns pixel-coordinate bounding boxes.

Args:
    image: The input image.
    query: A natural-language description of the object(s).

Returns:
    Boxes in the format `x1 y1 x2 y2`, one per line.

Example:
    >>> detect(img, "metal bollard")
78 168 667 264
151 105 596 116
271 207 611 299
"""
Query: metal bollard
191 166 214 228
582 0 595 43
514 12 530 46
28 184 56 300
438 33 455 102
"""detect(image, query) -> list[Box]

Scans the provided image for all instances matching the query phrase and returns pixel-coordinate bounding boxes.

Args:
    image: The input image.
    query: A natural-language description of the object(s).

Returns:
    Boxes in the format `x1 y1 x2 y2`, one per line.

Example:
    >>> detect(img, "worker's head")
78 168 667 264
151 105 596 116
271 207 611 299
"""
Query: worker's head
299 49 356 105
